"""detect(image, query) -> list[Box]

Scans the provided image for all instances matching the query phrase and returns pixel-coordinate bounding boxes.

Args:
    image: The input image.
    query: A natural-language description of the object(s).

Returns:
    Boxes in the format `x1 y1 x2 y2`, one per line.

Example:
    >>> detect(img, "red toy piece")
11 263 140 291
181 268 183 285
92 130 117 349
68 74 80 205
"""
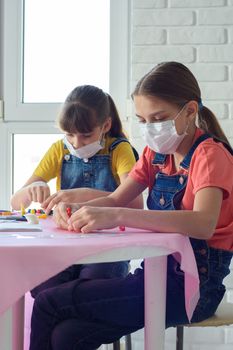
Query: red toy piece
66 207 72 218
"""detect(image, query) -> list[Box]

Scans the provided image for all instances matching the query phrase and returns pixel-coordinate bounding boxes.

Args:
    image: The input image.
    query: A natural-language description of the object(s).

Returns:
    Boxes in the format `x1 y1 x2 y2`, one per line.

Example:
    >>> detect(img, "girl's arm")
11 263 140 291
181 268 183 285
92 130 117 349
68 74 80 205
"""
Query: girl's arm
10 175 50 210
43 173 144 213
52 176 146 228
118 173 143 208
112 187 223 239
63 186 223 239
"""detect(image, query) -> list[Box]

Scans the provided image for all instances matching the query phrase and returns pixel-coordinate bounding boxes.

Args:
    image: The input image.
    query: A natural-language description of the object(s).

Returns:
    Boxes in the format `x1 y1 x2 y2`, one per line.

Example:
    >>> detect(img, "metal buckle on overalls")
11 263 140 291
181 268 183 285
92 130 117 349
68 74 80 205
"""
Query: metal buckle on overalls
64 154 70 161
179 176 184 185
159 195 165 206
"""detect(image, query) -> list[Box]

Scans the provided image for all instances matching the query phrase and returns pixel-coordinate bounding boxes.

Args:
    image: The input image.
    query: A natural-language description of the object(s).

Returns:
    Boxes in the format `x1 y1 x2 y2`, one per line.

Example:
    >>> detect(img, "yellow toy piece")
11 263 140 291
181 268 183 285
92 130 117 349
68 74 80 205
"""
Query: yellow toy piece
38 214 47 219
20 204 26 216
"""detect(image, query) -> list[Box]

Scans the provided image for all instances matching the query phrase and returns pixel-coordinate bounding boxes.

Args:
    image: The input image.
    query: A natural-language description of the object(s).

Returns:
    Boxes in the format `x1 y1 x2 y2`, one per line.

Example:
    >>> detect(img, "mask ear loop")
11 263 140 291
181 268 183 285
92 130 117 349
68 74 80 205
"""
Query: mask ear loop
184 101 201 135
172 103 189 135
173 103 187 122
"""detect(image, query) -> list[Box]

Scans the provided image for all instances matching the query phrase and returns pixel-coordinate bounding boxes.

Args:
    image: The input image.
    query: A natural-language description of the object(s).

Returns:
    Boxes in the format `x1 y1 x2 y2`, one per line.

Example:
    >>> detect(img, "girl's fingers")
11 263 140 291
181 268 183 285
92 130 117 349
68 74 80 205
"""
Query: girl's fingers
53 203 70 225
44 196 60 214
80 224 93 233
60 204 70 222
31 188 38 203
42 193 56 209
27 186 50 205
69 207 100 233
54 214 68 229
37 187 44 204
41 193 53 209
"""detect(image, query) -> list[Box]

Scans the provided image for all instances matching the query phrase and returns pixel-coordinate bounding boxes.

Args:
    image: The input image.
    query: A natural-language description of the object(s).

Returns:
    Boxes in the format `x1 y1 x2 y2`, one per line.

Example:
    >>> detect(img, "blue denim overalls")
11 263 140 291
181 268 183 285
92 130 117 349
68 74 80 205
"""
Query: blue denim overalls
148 134 233 326
31 138 131 299
60 138 128 192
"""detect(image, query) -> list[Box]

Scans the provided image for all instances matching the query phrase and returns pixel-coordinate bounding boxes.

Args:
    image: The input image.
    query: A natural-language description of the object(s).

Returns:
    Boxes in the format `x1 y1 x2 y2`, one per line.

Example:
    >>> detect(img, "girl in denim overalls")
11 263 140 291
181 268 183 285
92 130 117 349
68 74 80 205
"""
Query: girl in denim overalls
30 63 233 350
11 85 143 297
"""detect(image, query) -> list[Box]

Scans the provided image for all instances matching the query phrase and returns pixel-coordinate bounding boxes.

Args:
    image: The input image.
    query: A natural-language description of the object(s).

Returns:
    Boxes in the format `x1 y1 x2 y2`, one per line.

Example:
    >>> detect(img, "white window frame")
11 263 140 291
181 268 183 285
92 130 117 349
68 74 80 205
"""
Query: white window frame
0 0 130 208
3 0 130 122
0 122 61 208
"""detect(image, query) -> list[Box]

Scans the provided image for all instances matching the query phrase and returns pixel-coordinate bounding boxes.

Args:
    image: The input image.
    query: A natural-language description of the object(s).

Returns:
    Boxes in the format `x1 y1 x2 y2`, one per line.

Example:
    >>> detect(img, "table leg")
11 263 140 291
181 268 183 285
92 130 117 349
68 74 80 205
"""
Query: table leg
12 297 25 350
144 256 167 350
0 309 12 350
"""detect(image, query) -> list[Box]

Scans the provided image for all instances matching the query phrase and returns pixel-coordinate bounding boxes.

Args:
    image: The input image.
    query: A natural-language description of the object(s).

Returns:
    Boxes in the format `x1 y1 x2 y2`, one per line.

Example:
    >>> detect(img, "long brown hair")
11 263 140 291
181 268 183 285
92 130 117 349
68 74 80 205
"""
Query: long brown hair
58 85 125 138
132 62 230 146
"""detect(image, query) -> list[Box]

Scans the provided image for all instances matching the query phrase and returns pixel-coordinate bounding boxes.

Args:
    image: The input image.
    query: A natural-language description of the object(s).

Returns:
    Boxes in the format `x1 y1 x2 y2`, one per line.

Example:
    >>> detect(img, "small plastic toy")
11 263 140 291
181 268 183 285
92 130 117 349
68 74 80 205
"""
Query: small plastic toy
24 213 39 224
38 214 47 219
0 210 12 216
20 204 26 216
66 207 72 218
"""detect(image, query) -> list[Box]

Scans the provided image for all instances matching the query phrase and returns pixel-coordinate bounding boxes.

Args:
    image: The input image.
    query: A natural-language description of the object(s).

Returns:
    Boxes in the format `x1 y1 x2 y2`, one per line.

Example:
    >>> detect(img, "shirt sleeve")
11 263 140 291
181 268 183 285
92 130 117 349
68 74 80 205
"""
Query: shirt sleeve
33 140 64 182
190 141 233 199
112 141 137 176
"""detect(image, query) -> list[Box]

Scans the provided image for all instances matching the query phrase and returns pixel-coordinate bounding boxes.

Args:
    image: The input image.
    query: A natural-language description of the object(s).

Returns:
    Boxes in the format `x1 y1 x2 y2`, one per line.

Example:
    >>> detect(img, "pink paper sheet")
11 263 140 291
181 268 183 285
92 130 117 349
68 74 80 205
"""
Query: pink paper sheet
0 218 199 321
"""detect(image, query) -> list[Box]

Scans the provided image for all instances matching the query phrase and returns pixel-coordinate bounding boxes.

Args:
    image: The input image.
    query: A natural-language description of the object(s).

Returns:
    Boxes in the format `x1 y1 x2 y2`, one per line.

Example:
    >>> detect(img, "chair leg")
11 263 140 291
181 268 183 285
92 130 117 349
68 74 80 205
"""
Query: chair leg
176 326 184 350
113 340 121 350
125 334 132 350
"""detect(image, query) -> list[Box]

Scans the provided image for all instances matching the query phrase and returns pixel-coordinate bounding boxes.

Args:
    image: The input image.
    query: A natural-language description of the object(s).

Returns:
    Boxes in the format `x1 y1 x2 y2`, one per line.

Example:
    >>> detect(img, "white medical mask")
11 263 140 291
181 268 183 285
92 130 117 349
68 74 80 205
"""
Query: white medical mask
63 135 104 160
140 105 188 154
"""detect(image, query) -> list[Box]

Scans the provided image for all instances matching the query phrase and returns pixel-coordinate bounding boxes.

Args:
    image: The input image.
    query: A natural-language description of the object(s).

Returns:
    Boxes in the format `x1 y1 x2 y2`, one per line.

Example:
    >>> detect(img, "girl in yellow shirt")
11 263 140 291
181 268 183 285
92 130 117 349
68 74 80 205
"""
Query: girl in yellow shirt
11 85 143 296
11 85 142 211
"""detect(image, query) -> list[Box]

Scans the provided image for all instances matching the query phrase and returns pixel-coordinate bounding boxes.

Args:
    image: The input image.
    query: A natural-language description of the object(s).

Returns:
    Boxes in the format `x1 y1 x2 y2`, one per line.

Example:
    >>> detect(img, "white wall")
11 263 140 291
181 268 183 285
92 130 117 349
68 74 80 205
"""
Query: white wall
129 0 233 349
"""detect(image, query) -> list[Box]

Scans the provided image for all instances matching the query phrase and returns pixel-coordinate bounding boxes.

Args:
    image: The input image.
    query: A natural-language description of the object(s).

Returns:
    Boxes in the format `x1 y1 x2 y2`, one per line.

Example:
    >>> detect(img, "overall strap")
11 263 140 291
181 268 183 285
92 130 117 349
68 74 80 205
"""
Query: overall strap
109 138 139 161
180 133 211 170
109 137 129 151
152 153 167 165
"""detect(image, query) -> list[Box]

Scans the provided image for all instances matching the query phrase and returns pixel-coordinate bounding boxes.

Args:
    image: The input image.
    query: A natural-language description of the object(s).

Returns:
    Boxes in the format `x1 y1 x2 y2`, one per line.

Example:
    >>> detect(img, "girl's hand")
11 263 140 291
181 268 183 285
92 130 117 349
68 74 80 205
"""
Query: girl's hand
53 202 80 230
42 188 104 214
68 206 120 233
42 189 82 214
26 183 50 204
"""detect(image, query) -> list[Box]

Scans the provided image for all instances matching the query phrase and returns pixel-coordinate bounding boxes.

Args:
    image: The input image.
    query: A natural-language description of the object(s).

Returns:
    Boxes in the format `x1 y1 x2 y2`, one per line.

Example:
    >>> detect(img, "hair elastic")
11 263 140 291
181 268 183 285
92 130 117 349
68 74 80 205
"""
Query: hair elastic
198 99 204 111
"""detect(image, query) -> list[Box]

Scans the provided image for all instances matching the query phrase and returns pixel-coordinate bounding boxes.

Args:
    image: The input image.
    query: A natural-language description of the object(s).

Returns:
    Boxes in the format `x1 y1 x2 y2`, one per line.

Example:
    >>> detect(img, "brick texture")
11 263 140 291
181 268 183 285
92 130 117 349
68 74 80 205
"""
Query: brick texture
130 0 233 348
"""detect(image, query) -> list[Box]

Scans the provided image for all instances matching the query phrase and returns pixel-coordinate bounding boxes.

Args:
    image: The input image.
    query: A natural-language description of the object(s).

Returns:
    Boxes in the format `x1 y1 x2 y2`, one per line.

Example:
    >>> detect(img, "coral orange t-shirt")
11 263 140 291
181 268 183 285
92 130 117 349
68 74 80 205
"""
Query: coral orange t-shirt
129 128 233 251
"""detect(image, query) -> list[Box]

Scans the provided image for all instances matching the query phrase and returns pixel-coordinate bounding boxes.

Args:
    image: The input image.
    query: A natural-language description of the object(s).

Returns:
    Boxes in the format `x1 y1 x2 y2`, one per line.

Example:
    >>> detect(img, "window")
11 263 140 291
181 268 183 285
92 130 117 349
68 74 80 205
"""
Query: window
13 134 60 194
0 0 129 208
23 0 110 103
0 123 61 208
3 0 129 121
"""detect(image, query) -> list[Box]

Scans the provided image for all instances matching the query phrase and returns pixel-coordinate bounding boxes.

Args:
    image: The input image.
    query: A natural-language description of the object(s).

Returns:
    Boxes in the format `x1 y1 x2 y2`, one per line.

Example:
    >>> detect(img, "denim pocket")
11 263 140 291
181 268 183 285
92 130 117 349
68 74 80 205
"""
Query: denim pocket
147 189 175 210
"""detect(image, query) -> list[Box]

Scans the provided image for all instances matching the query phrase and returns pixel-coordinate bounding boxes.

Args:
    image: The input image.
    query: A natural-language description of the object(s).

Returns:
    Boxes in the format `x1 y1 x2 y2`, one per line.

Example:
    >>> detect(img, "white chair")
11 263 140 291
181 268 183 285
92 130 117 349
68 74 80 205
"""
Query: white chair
176 300 233 350
114 301 233 349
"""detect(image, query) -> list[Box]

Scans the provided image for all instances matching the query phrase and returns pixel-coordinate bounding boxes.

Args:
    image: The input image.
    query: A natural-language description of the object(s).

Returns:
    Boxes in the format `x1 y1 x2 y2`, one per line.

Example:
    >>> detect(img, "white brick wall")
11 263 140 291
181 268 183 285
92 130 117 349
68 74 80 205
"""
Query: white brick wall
130 0 233 145
129 0 233 348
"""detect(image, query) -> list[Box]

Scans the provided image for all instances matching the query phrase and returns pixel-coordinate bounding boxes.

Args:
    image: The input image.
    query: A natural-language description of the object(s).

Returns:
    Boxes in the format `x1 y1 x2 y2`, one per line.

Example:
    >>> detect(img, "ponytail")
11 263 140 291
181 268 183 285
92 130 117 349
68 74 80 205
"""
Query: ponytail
106 94 126 138
197 106 231 147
